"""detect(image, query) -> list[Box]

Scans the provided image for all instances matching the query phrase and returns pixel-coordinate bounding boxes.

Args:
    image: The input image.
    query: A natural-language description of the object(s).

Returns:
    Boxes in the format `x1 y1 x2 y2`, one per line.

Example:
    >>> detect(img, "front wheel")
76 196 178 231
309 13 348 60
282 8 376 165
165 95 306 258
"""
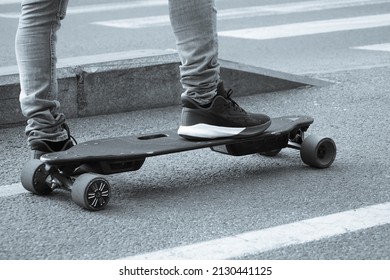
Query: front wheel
71 173 111 211
300 135 336 168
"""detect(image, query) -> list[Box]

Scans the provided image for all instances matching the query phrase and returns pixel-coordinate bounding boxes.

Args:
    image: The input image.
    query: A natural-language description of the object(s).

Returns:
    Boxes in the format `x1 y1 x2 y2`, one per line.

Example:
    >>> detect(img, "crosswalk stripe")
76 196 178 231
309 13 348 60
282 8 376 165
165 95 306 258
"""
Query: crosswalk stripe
89 0 389 29
218 0 390 20
219 13 390 40
122 202 390 260
353 43 390 52
65 0 167 15
2 0 388 24
0 0 20 4
93 15 170 29
0 0 168 18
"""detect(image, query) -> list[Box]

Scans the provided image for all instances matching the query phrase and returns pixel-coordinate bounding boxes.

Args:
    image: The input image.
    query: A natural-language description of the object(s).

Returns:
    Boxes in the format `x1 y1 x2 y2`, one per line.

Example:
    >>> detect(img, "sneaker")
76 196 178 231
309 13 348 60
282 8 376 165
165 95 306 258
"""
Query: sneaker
29 123 77 160
178 82 271 140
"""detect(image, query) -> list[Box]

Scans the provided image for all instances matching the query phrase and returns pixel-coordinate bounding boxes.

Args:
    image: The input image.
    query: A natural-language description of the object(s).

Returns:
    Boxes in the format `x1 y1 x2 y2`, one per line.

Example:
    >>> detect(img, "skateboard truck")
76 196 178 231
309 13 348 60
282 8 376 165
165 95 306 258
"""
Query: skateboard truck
21 160 112 210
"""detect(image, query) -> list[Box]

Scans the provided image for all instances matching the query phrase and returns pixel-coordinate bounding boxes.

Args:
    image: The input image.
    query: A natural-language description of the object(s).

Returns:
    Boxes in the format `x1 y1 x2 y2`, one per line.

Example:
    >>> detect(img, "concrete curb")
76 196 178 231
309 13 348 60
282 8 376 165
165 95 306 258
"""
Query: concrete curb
0 49 330 128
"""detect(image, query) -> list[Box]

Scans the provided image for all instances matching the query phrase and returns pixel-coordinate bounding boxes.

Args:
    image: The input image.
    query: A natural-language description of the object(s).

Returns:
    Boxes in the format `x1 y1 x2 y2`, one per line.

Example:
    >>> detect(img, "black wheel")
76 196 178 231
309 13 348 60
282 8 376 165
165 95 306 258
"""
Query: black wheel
71 173 111 211
259 149 282 157
21 159 52 195
300 135 336 169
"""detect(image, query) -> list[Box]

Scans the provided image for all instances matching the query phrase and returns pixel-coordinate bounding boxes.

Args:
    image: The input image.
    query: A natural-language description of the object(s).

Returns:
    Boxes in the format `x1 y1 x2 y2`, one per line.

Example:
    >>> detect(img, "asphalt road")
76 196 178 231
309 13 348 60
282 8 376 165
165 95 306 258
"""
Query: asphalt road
1 0 390 262
1 0 390 73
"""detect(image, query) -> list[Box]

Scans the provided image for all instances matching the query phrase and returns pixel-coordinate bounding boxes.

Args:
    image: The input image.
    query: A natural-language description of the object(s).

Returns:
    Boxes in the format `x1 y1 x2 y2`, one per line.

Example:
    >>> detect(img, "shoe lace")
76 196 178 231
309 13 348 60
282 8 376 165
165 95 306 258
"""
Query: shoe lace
70 135 78 145
62 123 78 145
225 89 245 112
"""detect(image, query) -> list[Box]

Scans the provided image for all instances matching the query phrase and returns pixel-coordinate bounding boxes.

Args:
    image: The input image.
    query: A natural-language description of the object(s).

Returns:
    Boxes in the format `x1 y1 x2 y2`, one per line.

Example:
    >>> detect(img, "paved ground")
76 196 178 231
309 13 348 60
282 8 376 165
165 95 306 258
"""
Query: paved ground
1 65 389 260
1 0 390 261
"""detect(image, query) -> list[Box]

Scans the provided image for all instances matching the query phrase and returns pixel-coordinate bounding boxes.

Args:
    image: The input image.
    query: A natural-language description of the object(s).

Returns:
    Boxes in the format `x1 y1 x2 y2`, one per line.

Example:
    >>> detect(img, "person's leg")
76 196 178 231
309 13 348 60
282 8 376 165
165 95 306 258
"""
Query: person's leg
168 0 219 105
168 0 271 139
16 0 74 159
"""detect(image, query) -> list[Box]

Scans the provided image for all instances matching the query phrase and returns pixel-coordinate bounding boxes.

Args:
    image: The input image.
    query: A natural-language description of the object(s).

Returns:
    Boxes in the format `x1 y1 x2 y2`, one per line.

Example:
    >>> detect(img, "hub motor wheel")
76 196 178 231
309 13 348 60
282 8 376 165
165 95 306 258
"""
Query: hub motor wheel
71 173 111 211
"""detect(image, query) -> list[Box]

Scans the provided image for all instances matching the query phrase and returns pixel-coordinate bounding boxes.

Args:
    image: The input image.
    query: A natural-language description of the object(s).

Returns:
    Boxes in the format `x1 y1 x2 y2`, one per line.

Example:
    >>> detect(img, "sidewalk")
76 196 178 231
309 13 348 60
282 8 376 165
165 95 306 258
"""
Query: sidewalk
0 49 328 127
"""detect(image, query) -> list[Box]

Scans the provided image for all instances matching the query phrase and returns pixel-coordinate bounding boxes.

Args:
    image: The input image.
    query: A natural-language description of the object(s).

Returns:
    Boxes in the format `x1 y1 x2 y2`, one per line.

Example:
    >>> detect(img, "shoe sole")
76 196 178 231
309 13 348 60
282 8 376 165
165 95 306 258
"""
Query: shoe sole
178 121 271 140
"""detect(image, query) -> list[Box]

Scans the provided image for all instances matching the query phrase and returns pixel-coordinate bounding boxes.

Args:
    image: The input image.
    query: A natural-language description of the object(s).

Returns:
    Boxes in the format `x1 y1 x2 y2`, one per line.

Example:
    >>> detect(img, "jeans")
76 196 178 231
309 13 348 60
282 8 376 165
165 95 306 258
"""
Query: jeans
16 0 220 144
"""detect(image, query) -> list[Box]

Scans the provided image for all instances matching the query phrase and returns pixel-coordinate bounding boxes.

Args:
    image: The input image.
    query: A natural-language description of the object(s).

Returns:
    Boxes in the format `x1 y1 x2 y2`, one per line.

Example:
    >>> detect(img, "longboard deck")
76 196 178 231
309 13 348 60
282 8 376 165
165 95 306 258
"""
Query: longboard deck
41 116 314 166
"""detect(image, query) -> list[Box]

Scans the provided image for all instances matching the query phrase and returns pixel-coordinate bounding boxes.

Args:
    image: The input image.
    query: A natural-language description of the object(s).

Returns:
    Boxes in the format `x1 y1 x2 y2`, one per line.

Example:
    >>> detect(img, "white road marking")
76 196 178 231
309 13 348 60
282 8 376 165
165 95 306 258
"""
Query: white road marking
66 0 167 15
91 0 389 29
218 0 390 20
219 13 390 40
94 15 170 29
122 202 390 259
0 183 28 197
2 181 389 260
353 43 390 52
0 0 20 4
0 0 168 18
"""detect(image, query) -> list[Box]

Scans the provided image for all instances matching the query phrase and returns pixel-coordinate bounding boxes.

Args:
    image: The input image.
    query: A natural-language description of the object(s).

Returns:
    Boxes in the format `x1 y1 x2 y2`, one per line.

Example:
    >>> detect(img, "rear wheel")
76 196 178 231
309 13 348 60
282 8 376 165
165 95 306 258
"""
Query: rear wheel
21 159 52 195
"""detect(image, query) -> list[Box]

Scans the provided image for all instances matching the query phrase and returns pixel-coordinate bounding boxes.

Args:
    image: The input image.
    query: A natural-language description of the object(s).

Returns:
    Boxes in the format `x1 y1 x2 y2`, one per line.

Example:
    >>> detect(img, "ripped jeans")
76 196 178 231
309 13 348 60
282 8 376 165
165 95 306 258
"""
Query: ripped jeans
16 0 220 144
